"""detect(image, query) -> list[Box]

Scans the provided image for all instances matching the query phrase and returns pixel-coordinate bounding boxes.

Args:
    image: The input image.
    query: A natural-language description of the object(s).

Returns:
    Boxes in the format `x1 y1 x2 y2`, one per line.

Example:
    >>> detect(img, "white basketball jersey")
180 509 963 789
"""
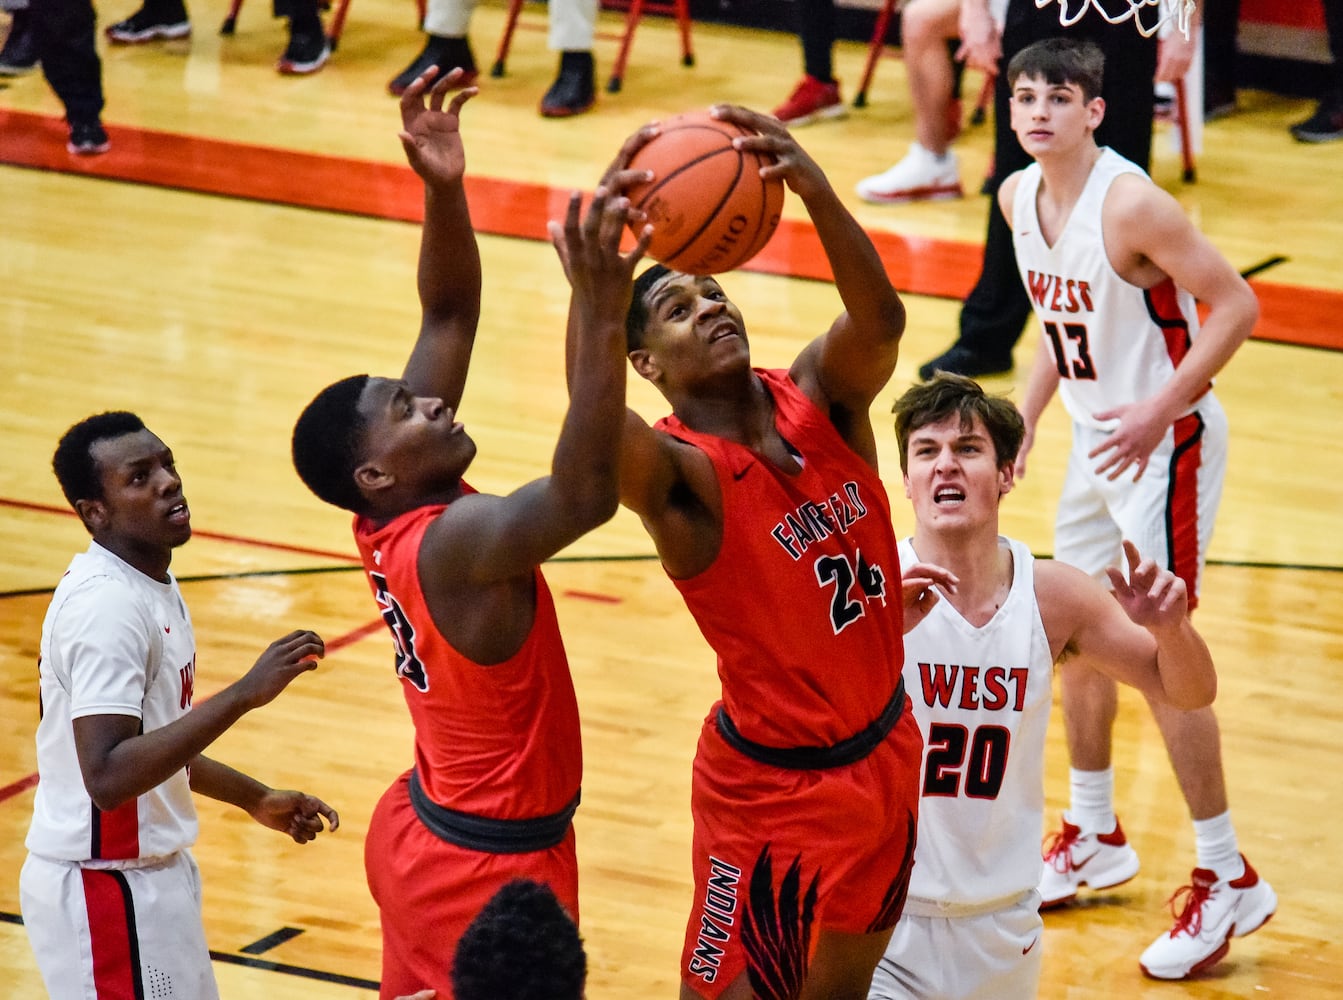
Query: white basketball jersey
28 542 200 863
899 537 1054 906
1012 148 1205 431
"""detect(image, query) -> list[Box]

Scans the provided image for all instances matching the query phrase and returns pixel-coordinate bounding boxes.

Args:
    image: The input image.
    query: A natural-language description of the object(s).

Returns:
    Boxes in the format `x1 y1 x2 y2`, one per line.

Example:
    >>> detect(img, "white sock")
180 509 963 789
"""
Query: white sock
1068 767 1116 837
1193 810 1244 881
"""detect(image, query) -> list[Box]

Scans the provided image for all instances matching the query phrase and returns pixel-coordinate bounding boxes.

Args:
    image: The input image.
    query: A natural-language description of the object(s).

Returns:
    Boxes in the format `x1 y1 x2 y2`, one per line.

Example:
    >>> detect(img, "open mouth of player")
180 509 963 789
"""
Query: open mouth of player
166 501 190 525
934 486 966 505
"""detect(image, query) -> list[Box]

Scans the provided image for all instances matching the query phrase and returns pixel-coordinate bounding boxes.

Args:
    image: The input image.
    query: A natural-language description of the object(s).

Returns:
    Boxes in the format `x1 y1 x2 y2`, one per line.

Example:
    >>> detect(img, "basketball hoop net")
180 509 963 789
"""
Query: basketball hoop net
1034 0 1196 41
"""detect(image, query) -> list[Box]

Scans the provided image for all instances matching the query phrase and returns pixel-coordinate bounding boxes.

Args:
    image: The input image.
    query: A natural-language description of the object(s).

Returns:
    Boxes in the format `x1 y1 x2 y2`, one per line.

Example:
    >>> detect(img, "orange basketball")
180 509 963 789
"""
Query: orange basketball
624 110 785 275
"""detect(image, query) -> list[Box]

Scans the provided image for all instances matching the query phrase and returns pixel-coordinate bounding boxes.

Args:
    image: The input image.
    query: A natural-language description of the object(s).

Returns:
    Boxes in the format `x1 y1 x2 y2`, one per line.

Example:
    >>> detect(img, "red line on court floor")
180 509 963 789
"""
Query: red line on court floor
325 619 386 653
0 496 358 564
562 589 623 604
2 108 1338 352
0 773 39 804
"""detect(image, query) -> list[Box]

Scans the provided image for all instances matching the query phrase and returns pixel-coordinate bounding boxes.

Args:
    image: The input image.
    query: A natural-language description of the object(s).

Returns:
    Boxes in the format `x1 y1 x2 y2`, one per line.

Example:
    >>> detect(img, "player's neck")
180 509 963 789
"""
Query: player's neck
671 370 772 444
1036 141 1103 205
912 526 1011 620
94 535 174 584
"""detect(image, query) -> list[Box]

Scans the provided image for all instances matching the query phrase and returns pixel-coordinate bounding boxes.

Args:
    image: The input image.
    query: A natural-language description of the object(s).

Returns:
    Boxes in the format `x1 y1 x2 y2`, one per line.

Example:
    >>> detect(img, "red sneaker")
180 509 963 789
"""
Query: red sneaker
772 75 846 127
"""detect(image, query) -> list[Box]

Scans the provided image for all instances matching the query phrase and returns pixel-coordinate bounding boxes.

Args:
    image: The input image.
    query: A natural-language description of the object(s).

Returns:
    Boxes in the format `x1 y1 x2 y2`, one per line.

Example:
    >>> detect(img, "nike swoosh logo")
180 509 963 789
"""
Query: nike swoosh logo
1023 936 1038 955
733 462 755 481
164 626 171 634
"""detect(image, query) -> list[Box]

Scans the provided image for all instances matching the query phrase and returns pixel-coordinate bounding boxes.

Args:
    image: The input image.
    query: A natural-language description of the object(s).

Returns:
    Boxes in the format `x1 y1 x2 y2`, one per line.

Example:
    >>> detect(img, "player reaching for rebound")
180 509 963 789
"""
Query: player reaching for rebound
868 373 1217 1000
291 68 649 999
1000 38 1274 980
576 105 943 1000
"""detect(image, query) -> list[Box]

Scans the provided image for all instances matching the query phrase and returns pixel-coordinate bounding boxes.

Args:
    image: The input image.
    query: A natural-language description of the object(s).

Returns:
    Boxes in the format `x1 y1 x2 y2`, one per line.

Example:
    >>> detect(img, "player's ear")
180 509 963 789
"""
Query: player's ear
1086 95 1105 130
628 348 660 382
354 462 393 495
75 498 108 534
998 461 1016 497
903 473 913 499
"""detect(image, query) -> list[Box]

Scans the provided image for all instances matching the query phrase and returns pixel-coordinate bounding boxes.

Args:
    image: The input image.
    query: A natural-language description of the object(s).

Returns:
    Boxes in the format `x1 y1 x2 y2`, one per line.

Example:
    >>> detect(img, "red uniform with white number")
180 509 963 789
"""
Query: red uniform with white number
659 369 922 998
21 540 218 1000
1011 148 1227 604
870 537 1051 1000
354 495 583 1000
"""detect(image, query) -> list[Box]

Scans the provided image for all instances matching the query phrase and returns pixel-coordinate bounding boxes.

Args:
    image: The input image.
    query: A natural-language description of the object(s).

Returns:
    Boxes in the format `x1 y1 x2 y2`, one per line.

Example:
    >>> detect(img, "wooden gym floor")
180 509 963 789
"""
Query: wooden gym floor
2 3 1342 997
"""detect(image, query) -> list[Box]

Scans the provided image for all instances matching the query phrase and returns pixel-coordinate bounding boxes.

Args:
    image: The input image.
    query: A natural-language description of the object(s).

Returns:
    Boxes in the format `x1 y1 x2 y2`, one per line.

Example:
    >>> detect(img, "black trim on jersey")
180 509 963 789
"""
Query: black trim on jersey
407 769 579 854
715 678 907 770
1165 411 1207 573
1142 285 1193 348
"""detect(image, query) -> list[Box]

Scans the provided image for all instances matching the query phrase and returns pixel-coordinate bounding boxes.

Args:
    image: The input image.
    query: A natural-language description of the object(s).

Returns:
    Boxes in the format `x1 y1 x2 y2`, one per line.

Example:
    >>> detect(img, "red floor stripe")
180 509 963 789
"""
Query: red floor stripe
0 772 40 804
0 496 358 563
2 108 1338 353
325 619 386 654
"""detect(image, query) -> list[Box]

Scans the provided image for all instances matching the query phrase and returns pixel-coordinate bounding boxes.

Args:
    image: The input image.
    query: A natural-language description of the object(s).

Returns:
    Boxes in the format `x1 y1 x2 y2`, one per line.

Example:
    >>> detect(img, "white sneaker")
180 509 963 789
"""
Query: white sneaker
1037 815 1141 909
1139 855 1277 980
855 144 963 204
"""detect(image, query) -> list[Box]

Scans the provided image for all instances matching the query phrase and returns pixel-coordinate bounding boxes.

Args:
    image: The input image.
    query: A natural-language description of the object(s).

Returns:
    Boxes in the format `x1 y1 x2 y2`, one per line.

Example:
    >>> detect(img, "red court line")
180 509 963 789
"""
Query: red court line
0 496 358 564
0 773 39 805
325 619 386 653
1 109 1338 352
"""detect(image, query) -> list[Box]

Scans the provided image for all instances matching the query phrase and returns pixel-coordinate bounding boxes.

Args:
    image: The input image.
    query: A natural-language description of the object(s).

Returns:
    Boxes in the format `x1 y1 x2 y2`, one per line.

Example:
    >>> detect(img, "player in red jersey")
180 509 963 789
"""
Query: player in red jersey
577 105 950 1000
291 68 649 1000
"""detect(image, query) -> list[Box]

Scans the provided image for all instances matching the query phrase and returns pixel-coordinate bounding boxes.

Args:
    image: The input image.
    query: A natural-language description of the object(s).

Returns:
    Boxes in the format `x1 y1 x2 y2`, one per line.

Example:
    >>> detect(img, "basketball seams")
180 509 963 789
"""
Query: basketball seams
624 112 781 274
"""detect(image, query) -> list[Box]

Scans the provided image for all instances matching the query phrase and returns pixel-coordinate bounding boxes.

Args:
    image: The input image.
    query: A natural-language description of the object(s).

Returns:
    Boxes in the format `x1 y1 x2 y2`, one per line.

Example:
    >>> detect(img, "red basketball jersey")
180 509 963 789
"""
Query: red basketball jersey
353 497 581 819
656 369 906 748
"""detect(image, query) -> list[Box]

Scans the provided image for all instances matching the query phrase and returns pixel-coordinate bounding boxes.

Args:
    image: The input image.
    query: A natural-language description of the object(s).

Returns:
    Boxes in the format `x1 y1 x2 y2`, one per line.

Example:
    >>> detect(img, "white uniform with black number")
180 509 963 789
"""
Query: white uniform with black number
869 537 1053 1000
20 540 219 1000
1012 147 1227 601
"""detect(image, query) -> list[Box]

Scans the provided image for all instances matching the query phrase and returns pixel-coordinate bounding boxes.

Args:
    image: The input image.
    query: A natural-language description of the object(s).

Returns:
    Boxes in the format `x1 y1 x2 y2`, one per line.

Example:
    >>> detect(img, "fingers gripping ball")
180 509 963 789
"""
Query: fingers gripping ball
626 111 785 275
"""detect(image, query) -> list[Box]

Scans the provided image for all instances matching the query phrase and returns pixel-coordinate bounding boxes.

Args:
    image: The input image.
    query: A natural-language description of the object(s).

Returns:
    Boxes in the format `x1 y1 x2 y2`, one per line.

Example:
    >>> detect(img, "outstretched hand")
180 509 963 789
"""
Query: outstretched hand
547 187 652 307
249 789 340 844
713 104 828 200
236 629 325 710
398 66 479 187
901 561 958 634
1104 539 1189 631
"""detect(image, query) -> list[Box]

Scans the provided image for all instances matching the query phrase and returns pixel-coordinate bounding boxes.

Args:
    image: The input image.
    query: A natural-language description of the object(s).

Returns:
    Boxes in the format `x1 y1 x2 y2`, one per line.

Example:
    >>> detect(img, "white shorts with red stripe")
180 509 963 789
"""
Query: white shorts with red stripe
20 849 219 1000
1053 394 1227 608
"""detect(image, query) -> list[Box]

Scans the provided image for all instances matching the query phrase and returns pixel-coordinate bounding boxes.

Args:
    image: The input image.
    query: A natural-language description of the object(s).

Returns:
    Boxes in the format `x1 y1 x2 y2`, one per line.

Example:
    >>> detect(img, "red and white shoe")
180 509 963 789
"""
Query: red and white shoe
771 75 846 127
1139 855 1276 980
855 143 963 204
1037 815 1140 909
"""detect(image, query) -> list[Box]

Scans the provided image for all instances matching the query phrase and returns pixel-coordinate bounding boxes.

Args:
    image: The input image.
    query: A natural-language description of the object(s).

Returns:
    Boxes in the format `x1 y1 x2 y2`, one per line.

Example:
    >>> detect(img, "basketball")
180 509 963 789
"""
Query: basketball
624 110 785 275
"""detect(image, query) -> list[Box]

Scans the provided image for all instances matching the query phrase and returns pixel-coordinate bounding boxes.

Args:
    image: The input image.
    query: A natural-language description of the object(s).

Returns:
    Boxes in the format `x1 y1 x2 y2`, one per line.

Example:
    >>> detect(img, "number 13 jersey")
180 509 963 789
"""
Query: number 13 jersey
1012 147 1205 433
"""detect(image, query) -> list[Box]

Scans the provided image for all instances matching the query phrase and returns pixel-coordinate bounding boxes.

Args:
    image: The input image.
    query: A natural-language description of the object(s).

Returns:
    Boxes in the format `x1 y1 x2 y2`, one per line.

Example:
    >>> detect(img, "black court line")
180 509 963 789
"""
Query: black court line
1241 255 1289 280
0 554 662 601
1 910 378 991
241 926 306 954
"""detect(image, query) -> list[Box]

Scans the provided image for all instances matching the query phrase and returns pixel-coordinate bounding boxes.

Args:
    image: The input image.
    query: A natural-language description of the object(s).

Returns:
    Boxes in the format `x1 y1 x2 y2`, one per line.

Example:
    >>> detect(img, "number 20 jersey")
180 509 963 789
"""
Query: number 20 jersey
655 369 906 749
1012 147 1205 433
899 537 1054 906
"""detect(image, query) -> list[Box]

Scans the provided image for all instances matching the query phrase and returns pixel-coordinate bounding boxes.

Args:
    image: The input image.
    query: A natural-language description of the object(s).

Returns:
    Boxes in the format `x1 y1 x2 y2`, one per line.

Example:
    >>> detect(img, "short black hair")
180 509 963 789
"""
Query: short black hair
893 372 1025 473
1007 37 1106 103
52 411 147 508
451 879 586 1000
625 262 672 352
291 374 372 514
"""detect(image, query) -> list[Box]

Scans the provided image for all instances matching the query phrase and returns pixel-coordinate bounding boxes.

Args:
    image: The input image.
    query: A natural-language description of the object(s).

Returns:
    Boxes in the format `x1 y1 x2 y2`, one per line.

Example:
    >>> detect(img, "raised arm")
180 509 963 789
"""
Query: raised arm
417 189 648 586
1038 541 1217 710
396 68 482 410
716 106 906 444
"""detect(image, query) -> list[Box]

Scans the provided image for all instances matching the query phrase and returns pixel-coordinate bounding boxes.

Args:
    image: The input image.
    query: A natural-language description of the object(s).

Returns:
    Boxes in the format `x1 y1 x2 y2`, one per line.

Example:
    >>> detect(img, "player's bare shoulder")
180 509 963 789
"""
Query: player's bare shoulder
996 169 1027 228
1033 558 1109 660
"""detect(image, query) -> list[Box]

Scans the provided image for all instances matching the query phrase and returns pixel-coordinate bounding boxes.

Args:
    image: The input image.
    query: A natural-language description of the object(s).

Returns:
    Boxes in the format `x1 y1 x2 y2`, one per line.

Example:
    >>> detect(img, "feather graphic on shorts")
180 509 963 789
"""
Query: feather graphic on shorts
741 844 818 1000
